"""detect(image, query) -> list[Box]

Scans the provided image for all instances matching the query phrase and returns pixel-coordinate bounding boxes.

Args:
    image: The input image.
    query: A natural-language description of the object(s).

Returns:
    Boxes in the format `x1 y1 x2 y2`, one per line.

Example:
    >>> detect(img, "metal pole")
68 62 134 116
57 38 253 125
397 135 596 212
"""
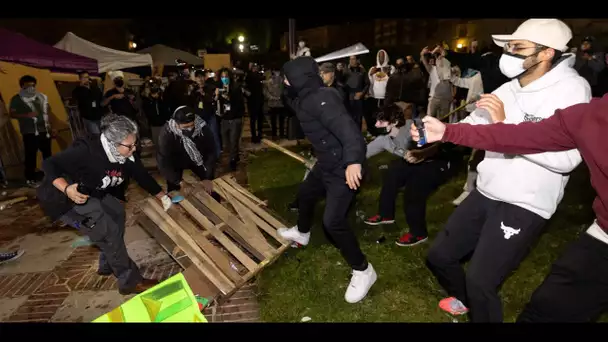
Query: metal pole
288 18 295 57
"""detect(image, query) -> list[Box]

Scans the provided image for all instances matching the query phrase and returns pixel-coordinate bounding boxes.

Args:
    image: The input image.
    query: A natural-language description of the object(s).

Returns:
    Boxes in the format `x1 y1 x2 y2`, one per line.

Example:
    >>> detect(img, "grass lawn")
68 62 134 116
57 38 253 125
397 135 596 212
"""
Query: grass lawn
246 145 604 322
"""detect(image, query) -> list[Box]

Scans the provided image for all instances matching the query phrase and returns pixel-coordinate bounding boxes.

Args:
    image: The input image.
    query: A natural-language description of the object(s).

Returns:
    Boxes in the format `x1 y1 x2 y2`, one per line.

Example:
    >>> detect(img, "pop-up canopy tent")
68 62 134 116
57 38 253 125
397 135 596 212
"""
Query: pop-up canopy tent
137 44 203 67
0 28 98 74
55 32 153 73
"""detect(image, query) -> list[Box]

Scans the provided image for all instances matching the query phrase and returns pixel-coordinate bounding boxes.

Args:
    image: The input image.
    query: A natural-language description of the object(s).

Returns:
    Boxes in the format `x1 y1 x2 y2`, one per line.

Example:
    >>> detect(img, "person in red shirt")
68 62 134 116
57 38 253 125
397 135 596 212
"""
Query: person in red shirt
411 94 608 322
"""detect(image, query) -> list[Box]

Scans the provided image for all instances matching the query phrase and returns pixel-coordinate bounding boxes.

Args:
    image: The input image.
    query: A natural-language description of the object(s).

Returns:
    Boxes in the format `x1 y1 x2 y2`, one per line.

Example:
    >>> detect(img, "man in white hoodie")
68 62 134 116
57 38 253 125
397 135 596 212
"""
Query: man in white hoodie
420 45 452 118
366 49 396 135
424 19 591 322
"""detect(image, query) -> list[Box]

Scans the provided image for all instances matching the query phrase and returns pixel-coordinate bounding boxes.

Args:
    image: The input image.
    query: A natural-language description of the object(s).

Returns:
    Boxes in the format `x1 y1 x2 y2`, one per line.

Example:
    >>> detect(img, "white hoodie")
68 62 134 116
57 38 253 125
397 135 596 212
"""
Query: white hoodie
461 54 591 219
368 49 396 99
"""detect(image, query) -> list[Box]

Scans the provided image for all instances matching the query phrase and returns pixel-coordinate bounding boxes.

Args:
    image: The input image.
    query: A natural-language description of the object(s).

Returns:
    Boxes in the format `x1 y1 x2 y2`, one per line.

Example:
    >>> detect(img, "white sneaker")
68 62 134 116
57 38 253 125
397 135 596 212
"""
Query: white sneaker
345 263 377 303
277 226 310 246
452 191 470 206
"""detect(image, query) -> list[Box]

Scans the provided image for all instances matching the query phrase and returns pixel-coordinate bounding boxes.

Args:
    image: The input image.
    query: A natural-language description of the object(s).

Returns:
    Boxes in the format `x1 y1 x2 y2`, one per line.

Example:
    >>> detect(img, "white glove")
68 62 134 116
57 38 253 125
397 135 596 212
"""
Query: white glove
161 195 172 211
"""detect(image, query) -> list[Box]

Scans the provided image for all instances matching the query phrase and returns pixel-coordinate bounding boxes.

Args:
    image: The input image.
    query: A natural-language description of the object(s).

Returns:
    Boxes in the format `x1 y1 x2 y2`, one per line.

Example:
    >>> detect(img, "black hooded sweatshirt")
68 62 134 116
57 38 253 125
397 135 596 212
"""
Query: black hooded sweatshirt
282 57 366 177
36 135 162 222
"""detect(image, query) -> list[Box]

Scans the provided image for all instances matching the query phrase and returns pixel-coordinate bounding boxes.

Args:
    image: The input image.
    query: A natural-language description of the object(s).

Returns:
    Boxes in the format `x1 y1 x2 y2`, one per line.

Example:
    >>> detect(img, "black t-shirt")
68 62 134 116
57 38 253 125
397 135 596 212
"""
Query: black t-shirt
103 88 137 119
72 85 103 121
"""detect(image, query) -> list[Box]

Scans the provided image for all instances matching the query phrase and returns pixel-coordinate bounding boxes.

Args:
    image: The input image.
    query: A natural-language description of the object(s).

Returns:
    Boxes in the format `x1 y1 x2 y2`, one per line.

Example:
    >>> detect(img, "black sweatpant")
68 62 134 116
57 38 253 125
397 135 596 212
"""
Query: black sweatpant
517 232 608 322
297 165 368 271
65 195 142 292
426 189 546 322
23 133 52 181
166 162 213 193
268 107 287 138
348 96 364 130
221 118 243 163
378 159 451 237
248 102 264 143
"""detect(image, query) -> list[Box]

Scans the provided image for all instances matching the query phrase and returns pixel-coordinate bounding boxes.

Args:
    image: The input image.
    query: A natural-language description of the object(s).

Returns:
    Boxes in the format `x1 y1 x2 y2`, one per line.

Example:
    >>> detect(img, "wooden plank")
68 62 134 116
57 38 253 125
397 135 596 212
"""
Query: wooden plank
142 199 235 295
192 188 275 260
221 175 267 207
182 266 221 301
186 193 223 225
166 206 244 284
179 198 259 272
217 181 287 245
137 215 192 269
214 178 289 231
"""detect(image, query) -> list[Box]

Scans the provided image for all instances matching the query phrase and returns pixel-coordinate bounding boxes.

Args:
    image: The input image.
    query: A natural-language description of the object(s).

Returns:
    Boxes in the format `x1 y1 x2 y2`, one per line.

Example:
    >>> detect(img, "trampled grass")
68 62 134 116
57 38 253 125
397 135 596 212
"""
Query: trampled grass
246 146 603 322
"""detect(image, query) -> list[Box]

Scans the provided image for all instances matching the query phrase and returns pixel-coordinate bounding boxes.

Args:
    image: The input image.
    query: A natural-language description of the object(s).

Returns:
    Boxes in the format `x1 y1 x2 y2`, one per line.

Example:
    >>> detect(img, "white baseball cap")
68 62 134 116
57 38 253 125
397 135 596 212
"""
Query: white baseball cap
492 19 572 52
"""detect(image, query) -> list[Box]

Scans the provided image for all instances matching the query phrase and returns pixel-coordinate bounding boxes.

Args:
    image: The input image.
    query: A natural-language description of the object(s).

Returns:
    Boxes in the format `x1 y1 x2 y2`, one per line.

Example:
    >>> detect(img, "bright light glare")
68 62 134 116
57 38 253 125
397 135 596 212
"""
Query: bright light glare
457 43 463 49
238 35 245 42
238 44 244 51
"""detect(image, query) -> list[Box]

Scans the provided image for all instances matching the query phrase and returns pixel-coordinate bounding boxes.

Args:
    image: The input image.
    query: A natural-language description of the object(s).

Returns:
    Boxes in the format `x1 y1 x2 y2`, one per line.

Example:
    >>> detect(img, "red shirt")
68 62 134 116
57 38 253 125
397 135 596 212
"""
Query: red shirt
443 94 608 233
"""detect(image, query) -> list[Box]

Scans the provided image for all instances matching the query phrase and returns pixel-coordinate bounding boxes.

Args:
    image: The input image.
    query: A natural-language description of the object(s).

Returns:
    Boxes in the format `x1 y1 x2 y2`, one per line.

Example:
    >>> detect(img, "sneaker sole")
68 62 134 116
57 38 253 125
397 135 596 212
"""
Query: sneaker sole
395 237 428 247
364 220 395 226
0 250 25 266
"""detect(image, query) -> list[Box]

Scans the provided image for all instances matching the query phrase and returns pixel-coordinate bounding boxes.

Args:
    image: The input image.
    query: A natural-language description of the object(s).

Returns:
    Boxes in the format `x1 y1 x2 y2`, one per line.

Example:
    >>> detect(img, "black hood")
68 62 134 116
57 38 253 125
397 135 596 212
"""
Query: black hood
283 57 323 98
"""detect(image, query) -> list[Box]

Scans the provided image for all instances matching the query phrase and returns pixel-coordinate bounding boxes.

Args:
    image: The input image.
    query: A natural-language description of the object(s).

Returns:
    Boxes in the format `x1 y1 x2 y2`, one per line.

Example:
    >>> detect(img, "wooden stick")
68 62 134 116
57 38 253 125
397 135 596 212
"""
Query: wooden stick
0 196 27 208
261 138 315 169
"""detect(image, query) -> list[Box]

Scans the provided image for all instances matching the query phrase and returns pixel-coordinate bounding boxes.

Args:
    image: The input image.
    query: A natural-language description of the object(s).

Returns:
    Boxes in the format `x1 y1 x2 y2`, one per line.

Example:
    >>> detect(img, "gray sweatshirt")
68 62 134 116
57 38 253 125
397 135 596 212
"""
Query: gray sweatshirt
366 119 413 159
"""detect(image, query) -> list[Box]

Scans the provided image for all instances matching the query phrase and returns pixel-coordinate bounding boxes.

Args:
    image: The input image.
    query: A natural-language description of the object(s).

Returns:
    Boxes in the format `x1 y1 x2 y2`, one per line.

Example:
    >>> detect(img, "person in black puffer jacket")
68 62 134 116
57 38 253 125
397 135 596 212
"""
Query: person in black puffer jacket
279 56 377 304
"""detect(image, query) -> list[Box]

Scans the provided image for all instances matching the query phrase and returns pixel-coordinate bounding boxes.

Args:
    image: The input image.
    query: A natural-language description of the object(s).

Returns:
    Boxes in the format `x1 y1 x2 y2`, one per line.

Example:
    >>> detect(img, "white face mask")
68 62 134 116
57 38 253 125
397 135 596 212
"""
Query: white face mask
298 41 305 48
499 54 527 78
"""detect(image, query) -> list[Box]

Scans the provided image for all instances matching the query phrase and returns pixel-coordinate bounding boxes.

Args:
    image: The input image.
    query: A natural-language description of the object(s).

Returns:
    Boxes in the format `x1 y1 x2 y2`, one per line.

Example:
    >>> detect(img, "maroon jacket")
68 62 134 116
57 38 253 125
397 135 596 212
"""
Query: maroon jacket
442 94 608 234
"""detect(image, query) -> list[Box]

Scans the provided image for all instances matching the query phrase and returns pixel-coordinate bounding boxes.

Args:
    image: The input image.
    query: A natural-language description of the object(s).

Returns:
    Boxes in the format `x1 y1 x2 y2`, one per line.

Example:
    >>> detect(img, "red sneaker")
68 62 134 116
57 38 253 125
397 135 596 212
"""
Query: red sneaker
364 215 395 226
395 233 428 247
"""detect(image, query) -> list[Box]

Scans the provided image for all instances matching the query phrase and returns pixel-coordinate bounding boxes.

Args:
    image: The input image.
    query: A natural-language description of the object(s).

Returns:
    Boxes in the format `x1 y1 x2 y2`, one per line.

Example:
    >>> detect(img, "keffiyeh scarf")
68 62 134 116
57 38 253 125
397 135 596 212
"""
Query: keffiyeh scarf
20 89 51 138
167 116 207 167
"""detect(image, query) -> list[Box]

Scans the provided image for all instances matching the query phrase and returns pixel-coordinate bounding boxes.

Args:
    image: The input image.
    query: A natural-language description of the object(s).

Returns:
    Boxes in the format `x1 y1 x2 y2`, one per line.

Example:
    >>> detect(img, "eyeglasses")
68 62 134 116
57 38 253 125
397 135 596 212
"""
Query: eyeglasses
118 142 137 150
503 42 547 54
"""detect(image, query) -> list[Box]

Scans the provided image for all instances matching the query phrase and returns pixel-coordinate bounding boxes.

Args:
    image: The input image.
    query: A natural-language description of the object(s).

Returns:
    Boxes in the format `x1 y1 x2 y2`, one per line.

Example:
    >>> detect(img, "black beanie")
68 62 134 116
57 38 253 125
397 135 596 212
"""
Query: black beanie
173 106 196 124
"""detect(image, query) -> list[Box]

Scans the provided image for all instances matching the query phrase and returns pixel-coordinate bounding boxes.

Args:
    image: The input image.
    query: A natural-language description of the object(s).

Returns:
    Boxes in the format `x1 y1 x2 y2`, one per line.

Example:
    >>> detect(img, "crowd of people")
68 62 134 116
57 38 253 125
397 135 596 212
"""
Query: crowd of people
2 17 608 322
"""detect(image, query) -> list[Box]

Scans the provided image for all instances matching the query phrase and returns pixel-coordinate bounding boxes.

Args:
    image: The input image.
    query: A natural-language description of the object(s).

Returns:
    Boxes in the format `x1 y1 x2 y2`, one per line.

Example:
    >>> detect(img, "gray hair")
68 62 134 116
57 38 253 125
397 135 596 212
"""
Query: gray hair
100 114 139 144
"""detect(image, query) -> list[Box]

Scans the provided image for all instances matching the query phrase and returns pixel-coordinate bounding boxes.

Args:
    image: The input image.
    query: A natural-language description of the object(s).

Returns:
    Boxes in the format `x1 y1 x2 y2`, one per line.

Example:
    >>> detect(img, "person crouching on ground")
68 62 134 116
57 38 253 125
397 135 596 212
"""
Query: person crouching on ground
279 57 377 304
363 104 463 246
156 106 218 197
36 114 173 295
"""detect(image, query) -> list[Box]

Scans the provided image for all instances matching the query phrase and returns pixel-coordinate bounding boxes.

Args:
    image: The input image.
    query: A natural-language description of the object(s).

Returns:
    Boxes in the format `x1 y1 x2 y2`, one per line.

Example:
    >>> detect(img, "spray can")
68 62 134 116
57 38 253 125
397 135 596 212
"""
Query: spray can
414 118 427 147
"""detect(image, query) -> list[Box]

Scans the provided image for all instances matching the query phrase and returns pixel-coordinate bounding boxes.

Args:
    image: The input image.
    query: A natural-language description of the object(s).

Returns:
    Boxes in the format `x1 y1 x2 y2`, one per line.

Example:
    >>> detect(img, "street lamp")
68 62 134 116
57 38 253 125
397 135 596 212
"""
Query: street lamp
238 35 245 43
238 44 244 52
456 43 463 49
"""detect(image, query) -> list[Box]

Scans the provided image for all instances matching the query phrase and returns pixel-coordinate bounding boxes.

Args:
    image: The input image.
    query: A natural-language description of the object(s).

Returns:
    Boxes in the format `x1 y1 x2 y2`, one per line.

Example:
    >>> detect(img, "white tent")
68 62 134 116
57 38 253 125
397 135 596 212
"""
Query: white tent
54 32 153 73
137 44 203 66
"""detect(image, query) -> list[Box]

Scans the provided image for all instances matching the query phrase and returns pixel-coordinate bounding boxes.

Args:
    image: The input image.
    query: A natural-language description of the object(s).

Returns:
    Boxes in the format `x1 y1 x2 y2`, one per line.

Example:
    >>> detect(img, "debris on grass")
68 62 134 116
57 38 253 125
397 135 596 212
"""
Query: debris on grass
301 316 312 322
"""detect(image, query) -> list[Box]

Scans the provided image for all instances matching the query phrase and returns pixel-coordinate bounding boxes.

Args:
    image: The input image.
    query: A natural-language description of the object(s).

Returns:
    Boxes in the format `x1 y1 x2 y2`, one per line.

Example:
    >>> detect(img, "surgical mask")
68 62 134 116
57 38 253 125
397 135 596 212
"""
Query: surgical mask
298 41 305 48
221 77 230 86
21 86 36 98
114 79 124 87
499 51 542 79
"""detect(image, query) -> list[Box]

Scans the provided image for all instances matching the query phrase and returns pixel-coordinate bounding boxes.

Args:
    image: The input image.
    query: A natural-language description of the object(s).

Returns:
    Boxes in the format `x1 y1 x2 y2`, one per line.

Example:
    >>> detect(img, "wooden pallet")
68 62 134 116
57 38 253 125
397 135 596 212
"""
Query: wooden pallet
136 175 290 301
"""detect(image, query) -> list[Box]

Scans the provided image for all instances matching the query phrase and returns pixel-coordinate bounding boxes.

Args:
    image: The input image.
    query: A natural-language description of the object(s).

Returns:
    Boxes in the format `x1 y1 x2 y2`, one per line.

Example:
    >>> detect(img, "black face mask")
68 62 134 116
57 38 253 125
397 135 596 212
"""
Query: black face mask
114 79 124 87
285 84 298 98
182 128 194 137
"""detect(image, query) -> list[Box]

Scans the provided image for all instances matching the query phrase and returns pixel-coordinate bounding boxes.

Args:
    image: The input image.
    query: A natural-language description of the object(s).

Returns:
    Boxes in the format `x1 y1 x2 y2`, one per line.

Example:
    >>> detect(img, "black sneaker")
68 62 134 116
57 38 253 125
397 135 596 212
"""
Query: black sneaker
0 250 25 265
97 269 113 276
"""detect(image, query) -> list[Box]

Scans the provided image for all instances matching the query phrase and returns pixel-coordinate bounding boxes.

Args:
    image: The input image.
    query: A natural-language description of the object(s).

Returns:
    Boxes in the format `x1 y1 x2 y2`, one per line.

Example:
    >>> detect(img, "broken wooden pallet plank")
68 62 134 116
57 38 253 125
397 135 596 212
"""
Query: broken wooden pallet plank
191 187 276 260
214 177 288 231
219 175 267 207
179 197 259 272
142 198 235 295
137 214 192 269
166 206 244 284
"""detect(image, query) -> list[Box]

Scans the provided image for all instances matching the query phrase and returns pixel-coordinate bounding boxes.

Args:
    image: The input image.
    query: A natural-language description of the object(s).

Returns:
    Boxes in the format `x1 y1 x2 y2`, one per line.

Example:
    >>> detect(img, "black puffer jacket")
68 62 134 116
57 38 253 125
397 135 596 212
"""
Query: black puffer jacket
283 57 366 177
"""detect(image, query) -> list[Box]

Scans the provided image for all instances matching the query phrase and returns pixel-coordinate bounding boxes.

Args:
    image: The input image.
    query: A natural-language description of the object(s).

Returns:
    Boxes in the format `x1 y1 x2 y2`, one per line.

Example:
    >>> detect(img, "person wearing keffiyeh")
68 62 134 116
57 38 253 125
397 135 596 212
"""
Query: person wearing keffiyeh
156 106 218 195
9 75 55 187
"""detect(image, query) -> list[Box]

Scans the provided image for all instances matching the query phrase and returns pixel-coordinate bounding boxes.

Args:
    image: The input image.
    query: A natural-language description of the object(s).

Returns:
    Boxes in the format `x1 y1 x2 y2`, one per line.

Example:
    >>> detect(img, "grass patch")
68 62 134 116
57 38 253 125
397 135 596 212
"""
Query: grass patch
247 146 603 322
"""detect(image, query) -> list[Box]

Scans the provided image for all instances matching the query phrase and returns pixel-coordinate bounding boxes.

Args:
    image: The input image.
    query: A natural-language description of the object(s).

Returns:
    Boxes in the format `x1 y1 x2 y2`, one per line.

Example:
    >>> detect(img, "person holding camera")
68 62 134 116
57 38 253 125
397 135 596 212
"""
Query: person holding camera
420 45 453 118
216 68 246 171
36 114 173 295
142 81 171 146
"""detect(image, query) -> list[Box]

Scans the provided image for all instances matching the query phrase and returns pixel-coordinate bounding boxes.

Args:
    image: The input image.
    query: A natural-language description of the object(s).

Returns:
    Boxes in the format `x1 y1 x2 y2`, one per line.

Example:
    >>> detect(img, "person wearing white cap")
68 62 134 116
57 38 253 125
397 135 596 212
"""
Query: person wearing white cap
424 19 592 322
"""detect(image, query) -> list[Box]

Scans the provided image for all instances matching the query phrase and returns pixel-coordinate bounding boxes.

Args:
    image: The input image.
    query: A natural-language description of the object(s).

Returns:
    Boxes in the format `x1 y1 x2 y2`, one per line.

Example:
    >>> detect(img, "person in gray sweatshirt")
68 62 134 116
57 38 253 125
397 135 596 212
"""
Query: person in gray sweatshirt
364 103 462 246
